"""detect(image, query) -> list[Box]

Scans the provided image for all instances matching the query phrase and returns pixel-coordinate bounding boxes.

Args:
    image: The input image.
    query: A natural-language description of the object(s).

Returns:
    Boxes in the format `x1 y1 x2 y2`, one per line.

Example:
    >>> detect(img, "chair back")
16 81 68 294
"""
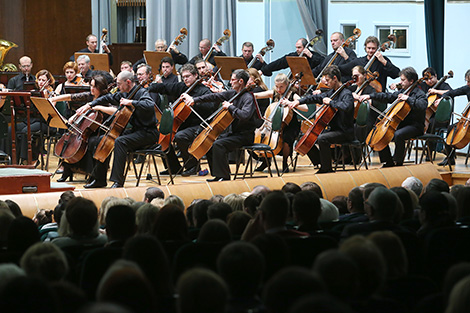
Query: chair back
434 97 453 124
159 107 174 135
355 101 370 127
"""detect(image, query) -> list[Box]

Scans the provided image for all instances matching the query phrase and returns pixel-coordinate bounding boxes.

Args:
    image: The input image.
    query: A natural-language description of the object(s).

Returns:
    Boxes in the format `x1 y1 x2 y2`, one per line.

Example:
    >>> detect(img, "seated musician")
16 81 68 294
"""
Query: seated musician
240 42 263 70
70 34 113 66
189 38 227 67
7 56 35 91
50 75 110 182
283 65 354 174
359 67 427 167
312 32 357 82
55 61 84 95
120 61 134 74
436 69 470 166
155 57 179 84
77 55 93 81
339 36 400 91
182 69 262 181
147 63 216 176
254 73 300 173
260 38 324 77
136 64 160 106
133 38 188 72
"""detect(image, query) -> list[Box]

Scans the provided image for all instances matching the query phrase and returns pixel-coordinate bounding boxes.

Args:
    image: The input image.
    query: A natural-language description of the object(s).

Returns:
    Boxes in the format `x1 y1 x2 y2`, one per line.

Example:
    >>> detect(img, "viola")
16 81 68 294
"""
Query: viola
167 28 188 52
55 109 103 163
158 77 205 151
315 28 361 86
204 29 231 63
248 39 275 68
366 73 430 152
364 34 396 92
188 84 256 161
446 100 470 149
353 71 379 119
94 83 143 162
424 70 453 132
295 77 356 156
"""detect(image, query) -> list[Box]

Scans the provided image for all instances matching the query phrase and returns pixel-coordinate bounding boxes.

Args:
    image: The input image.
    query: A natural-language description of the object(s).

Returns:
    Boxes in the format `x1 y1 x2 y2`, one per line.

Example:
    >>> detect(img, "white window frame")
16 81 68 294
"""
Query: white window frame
340 23 359 51
376 25 410 55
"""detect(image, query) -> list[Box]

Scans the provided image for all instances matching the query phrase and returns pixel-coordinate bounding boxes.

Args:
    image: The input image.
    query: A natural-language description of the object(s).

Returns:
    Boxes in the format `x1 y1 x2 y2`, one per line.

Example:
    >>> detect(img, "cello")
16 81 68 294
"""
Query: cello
353 71 379 119
366 72 430 152
93 82 143 163
247 39 275 68
364 34 396 92
204 29 231 62
446 100 470 149
188 84 257 160
294 77 357 156
424 70 453 132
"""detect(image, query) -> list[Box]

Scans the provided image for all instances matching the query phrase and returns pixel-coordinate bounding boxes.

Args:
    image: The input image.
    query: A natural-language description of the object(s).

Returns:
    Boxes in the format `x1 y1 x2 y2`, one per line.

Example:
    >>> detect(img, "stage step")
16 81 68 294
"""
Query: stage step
0 168 74 195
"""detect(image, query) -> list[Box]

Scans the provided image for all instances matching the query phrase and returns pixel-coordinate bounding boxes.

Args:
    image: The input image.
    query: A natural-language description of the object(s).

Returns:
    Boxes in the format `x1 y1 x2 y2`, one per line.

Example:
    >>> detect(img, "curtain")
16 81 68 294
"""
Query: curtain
91 0 111 43
146 0 236 59
424 0 445 77
117 6 147 43
296 0 328 56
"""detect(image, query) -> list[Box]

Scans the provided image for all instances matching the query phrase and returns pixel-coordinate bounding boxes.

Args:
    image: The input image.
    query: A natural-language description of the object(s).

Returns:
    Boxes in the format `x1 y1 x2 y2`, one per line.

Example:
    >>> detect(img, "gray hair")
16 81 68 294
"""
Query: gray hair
77 54 90 63
402 176 423 197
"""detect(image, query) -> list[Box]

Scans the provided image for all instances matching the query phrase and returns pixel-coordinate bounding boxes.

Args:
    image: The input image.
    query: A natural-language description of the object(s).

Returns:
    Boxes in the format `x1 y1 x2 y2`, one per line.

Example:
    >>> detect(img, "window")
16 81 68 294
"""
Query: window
377 26 409 52
341 24 359 50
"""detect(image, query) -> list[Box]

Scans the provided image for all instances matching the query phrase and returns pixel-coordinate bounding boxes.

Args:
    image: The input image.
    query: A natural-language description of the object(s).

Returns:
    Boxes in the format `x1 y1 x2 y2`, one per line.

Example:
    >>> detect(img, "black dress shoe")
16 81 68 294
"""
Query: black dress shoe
381 162 395 168
111 182 123 188
181 166 200 177
315 168 333 174
84 180 107 189
255 163 268 172
206 177 229 182
57 174 73 182
159 169 169 175
438 158 455 166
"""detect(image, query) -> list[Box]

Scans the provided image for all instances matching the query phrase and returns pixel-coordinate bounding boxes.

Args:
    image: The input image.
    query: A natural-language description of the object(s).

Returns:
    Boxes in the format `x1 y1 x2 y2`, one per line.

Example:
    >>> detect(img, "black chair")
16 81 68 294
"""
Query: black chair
233 143 280 179
126 143 174 185
0 112 11 164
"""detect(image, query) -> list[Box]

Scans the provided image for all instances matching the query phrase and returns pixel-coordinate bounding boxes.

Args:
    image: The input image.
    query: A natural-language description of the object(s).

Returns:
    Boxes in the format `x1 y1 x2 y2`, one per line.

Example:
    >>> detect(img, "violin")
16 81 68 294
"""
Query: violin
167 28 188 52
364 34 396 92
248 39 275 68
424 70 453 132
366 72 430 152
158 77 205 151
188 84 256 161
55 109 104 163
204 29 231 62
353 71 379 119
446 100 470 149
295 77 356 156
315 28 361 86
94 83 143 162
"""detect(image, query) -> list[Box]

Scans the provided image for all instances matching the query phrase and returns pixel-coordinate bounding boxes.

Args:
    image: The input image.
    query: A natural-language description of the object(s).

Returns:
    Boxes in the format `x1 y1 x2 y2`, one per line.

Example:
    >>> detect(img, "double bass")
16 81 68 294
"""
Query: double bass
446 100 470 149
366 72 430 152
424 70 453 132
247 39 275 68
167 28 188 52
295 77 357 156
188 84 256 160
287 29 323 81
204 29 231 62
364 34 396 92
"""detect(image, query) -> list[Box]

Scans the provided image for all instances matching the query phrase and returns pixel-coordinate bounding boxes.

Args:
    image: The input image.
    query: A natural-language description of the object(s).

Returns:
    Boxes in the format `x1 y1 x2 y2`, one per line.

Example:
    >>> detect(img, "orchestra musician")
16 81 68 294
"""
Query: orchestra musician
437 69 470 166
283 65 355 174
240 42 263 70
254 73 300 173
148 63 216 176
55 61 84 95
7 56 35 91
70 34 113 66
312 32 357 82
182 69 261 181
76 55 94 81
247 68 269 115
120 61 134 74
136 64 160 106
339 36 400 91
133 39 188 72
189 38 227 67
260 38 324 77
359 67 427 167
76 71 158 188
50 75 111 182
195 58 215 77
155 57 179 84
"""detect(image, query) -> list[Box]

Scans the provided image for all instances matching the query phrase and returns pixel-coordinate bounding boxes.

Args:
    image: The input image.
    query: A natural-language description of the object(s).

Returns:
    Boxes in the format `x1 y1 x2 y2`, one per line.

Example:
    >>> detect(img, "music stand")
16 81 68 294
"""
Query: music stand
30 97 68 130
286 56 316 86
74 52 110 72
143 51 177 75
214 56 247 80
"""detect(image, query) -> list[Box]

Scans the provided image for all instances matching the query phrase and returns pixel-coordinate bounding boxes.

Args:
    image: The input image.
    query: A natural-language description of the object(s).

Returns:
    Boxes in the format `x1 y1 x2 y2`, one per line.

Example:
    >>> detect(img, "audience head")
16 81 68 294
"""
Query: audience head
152 204 188 241
135 203 159 235
292 190 322 228
65 197 99 237
443 262 470 300
446 275 470 313
20 242 68 282
193 199 212 228
164 195 185 211
207 202 233 222
390 186 414 220
226 211 252 238
365 187 398 221
425 178 450 193
282 182 302 194
455 186 470 219
362 182 387 201
259 190 289 230
347 187 364 213
197 219 231 244
402 176 423 197
300 181 323 198
0 264 25 293
244 194 262 217
250 185 271 197
223 193 244 212
332 195 348 215
368 231 408 279
251 234 290 281
7 216 40 252
0 210 14 247
5 200 22 217
144 187 164 203
419 190 450 224
105 204 136 242
33 209 53 227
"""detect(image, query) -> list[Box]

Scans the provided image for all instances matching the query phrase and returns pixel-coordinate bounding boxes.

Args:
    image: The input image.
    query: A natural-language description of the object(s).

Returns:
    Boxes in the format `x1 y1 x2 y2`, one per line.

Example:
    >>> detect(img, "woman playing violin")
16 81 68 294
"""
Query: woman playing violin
55 61 84 94
254 73 300 173
359 67 427 167
36 69 55 98
283 65 355 174
50 75 110 182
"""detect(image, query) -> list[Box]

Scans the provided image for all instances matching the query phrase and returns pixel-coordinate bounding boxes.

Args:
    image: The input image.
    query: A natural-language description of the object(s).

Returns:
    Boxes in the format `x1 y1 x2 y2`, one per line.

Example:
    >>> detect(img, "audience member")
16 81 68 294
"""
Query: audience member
0 209 15 248
402 176 424 197
164 195 185 211
292 190 322 233
7 216 40 254
445 275 470 313
135 203 159 235
152 204 189 241
207 202 233 222
143 187 165 203
417 191 454 239
223 193 245 211
227 211 252 239
425 178 450 194
5 200 22 217
105 204 136 246
198 219 232 244
20 242 68 282
332 195 349 215
340 187 368 222
243 194 262 216
289 294 354 313
192 199 212 229
282 182 302 194
368 231 408 279
251 233 290 281
0 263 25 293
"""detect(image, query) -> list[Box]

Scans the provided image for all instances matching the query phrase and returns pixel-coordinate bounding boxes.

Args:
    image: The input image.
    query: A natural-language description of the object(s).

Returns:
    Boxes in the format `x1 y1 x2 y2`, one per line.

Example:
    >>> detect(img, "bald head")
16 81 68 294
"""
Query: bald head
18 56 33 75
117 71 135 93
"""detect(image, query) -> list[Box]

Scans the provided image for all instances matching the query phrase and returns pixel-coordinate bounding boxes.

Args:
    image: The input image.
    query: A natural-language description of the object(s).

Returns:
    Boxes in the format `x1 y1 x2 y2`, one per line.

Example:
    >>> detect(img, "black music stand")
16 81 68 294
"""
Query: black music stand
144 51 177 75
74 52 110 72
286 56 316 86
214 56 248 80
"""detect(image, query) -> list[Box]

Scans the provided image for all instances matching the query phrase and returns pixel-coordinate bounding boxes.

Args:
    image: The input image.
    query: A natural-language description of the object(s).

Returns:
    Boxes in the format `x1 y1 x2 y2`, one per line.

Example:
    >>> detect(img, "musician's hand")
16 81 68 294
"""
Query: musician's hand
312 90 322 95
337 46 348 59
256 54 264 63
76 103 91 115
120 98 134 107
434 97 442 106
397 94 409 101
375 51 387 65
389 83 397 90
102 43 110 53
323 98 332 105
302 47 312 58
169 44 179 54
359 94 370 102
222 101 232 110
213 44 221 52
352 92 360 101
68 114 77 124
182 94 194 106
428 88 438 95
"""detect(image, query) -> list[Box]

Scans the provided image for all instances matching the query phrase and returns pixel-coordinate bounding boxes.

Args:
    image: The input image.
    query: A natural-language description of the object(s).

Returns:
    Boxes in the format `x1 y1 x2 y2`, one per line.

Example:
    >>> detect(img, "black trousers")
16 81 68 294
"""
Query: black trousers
206 131 254 180
378 125 423 166
165 125 201 171
306 130 354 171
